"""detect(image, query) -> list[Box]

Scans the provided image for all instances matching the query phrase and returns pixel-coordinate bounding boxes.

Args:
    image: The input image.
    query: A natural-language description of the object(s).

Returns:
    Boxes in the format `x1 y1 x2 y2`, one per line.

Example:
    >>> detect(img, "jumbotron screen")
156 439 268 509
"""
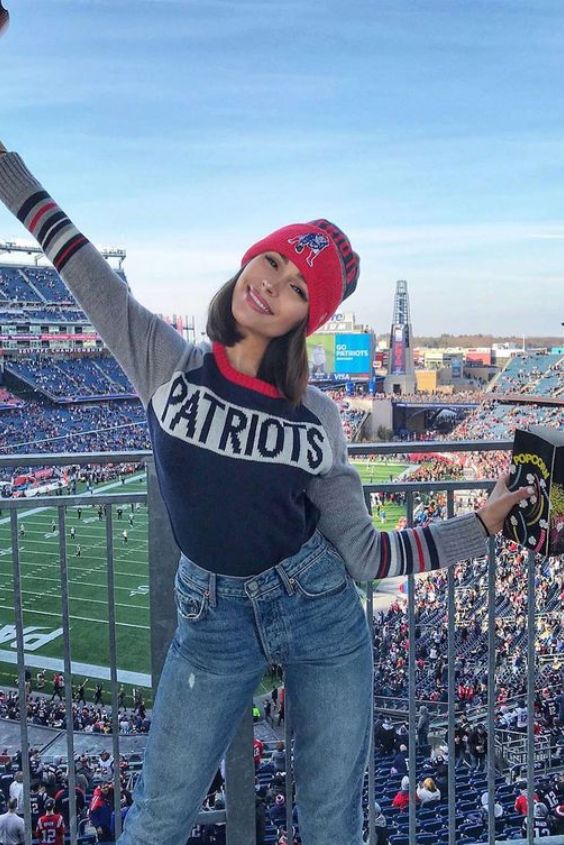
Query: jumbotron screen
390 323 409 375
307 332 373 378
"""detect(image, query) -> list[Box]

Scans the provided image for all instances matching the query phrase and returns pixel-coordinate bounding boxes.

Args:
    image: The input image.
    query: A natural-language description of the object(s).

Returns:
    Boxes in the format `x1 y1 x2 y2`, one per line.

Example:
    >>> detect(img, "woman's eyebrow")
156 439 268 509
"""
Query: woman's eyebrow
278 253 307 285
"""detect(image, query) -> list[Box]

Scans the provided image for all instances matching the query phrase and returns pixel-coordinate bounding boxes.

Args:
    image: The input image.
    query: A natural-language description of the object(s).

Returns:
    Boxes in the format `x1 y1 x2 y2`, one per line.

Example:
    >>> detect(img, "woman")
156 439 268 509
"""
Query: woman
0 143 533 845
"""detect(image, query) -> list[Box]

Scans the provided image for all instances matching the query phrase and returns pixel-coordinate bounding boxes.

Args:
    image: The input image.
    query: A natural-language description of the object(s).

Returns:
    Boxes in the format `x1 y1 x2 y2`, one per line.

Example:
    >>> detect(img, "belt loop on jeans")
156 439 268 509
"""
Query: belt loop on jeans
208 572 217 607
275 563 295 595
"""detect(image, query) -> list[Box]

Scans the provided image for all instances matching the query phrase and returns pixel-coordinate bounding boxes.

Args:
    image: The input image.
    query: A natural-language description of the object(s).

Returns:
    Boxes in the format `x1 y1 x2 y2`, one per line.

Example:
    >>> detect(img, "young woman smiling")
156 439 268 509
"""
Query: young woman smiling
0 142 533 845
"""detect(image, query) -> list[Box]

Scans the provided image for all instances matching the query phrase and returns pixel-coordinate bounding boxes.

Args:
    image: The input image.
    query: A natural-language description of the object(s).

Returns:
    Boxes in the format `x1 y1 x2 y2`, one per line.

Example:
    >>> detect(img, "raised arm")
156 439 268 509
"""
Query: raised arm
0 144 188 408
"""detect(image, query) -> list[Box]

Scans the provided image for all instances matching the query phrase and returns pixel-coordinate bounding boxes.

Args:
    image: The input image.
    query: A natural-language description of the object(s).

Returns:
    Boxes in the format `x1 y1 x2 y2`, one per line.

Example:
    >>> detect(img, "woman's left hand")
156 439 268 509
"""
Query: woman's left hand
477 473 533 535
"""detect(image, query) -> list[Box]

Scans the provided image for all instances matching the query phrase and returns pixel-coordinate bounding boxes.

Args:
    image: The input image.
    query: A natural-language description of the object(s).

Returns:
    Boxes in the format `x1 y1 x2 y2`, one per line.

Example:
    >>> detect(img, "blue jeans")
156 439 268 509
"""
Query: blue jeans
117 530 373 845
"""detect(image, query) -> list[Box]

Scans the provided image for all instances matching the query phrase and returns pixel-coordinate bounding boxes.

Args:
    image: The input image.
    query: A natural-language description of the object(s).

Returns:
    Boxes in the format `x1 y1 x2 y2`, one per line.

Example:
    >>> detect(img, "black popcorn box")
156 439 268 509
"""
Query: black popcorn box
503 426 564 556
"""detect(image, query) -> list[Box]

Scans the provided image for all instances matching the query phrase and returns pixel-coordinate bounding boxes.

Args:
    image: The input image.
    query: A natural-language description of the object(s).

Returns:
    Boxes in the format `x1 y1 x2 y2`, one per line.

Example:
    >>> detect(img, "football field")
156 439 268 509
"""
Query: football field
0 459 408 705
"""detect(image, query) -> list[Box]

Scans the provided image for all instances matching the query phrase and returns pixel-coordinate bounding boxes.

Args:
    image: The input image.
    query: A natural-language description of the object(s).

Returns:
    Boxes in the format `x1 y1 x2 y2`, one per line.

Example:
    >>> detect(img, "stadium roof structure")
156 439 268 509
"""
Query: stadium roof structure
0 239 126 268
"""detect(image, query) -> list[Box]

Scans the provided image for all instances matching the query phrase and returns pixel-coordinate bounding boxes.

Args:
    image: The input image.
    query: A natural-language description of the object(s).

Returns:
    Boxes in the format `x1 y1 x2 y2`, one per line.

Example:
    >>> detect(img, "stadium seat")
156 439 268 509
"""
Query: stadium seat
421 819 445 834
417 834 439 845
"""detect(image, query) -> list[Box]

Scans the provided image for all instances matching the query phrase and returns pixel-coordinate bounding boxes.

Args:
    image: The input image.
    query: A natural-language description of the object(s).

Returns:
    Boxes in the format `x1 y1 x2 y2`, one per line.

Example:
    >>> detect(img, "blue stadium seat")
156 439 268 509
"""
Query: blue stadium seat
417 834 439 845
421 819 445 834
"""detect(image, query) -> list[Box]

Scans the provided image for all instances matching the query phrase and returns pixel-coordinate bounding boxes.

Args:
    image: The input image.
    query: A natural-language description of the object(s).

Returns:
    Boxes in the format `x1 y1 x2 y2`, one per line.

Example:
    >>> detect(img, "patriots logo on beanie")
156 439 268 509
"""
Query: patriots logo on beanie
241 218 360 335
287 232 330 266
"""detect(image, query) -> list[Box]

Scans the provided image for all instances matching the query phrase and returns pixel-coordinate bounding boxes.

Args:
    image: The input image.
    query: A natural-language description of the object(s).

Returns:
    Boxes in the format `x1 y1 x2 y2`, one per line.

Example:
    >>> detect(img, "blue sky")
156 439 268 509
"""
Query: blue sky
1 0 563 337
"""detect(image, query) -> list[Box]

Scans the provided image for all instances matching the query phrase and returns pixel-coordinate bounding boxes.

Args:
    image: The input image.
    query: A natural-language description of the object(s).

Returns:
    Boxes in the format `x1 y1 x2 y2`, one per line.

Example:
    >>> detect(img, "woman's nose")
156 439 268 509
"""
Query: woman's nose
261 277 276 294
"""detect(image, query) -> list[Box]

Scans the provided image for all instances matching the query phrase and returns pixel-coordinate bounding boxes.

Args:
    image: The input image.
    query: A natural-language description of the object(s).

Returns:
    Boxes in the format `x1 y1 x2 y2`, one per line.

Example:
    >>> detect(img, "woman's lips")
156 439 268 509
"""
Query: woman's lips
246 286 273 315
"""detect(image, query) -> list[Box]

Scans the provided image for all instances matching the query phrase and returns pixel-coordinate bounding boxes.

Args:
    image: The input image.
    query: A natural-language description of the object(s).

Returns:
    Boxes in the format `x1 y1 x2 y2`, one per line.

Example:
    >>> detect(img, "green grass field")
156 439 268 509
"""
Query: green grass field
0 460 408 706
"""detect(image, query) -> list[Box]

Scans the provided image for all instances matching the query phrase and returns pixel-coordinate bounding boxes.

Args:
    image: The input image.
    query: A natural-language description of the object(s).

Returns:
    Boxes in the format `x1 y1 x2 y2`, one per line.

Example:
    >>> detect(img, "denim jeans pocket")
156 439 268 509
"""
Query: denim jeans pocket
174 571 209 622
291 547 349 599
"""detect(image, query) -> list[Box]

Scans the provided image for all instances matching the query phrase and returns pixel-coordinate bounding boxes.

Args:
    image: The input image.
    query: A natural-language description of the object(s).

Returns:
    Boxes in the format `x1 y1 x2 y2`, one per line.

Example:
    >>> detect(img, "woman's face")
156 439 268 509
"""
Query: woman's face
232 251 309 340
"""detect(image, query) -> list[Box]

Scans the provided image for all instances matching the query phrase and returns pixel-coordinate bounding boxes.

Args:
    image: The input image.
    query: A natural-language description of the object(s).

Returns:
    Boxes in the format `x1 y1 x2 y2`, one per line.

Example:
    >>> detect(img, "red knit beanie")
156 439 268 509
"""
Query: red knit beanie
241 219 360 335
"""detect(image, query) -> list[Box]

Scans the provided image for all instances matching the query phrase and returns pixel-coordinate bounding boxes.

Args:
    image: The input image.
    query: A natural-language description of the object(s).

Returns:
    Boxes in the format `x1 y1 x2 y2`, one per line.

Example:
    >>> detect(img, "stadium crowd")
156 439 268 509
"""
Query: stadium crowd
372 541 563 711
373 391 485 404
0 399 149 486
0 690 151 737
491 351 563 398
449 401 562 442
6 355 133 400
324 389 367 440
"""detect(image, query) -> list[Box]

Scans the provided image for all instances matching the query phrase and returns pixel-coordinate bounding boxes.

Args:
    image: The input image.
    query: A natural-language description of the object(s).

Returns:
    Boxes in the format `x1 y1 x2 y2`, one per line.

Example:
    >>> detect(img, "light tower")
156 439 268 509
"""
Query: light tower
384 280 416 395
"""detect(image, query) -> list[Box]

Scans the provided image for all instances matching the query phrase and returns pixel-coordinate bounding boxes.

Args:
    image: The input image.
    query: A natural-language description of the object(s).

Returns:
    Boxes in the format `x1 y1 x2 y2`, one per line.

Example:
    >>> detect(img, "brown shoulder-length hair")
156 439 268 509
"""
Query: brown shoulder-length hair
206 270 310 405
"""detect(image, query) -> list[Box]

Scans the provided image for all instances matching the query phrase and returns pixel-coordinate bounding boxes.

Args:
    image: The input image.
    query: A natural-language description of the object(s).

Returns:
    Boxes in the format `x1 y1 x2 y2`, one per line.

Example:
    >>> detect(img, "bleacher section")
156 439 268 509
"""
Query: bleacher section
89 355 132 391
492 351 563 398
451 401 562 441
0 399 149 482
0 266 43 303
325 389 367 441
20 266 74 303
0 308 86 322
0 261 126 321
5 355 135 400
373 552 562 708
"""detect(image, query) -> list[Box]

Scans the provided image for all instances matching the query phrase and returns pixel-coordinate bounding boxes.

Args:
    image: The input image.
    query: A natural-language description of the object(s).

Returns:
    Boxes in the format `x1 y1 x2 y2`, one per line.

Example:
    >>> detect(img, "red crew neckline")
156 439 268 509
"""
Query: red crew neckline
212 342 284 399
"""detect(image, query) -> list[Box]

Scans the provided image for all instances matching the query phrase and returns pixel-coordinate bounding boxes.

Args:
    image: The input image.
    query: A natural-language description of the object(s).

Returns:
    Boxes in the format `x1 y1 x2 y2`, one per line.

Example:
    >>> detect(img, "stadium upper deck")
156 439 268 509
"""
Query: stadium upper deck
5 355 135 400
490 351 563 399
0 263 126 309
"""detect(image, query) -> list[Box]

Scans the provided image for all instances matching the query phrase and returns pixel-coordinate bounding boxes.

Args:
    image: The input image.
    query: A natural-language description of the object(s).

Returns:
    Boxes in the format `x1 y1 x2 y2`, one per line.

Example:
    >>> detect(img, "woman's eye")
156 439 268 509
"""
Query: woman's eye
266 255 278 268
291 285 307 301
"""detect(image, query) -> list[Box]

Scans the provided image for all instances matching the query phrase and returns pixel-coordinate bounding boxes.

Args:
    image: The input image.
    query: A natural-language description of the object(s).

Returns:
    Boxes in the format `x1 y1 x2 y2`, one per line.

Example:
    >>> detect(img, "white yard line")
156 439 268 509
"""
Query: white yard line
4 573 149 593
0 605 149 630
0 588 148 612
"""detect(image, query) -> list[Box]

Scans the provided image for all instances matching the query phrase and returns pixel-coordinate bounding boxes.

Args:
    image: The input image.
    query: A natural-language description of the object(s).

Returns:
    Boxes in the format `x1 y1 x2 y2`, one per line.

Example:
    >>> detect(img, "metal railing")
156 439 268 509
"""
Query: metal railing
0 441 561 844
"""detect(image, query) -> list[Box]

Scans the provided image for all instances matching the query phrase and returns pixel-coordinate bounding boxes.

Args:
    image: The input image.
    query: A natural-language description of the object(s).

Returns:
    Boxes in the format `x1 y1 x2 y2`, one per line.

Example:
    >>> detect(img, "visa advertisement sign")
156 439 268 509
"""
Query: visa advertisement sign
307 333 373 378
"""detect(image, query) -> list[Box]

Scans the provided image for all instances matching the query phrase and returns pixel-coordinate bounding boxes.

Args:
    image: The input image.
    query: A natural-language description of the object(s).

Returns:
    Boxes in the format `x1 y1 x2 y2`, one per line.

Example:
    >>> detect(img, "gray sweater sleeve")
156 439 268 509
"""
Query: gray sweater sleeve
305 389 488 581
0 152 188 408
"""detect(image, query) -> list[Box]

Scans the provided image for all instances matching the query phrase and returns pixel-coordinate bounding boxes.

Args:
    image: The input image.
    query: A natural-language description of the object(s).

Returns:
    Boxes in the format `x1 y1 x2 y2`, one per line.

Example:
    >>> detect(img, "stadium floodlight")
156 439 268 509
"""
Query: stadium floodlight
100 247 127 269
0 239 126 268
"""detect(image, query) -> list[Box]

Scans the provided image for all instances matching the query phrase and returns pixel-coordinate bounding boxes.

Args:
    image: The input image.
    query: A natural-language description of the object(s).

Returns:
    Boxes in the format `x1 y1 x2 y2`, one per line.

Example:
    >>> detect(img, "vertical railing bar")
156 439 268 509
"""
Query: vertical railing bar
284 683 293 841
446 490 456 845
145 454 176 692
58 505 77 844
526 550 536 845
406 491 416 844
365 488 375 845
105 505 123 839
10 510 33 845
366 575 376 845
487 533 497 845
225 711 256 845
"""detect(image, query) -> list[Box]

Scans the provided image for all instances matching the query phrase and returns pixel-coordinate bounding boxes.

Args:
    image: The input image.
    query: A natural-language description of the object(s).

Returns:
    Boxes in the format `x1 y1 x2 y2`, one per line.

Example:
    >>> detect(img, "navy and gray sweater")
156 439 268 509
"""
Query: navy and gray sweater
0 152 488 578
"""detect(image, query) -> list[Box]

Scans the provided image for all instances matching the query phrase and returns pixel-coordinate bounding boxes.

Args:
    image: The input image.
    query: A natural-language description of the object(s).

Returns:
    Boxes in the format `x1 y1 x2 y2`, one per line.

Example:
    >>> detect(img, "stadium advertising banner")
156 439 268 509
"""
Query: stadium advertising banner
0 333 98 341
451 357 463 378
307 333 373 378
390 323 408 375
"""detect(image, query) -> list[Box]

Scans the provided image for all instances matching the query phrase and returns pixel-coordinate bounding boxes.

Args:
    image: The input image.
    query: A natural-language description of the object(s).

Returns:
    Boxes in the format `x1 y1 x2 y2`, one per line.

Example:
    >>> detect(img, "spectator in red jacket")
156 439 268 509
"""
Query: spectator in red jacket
392 776 414 811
